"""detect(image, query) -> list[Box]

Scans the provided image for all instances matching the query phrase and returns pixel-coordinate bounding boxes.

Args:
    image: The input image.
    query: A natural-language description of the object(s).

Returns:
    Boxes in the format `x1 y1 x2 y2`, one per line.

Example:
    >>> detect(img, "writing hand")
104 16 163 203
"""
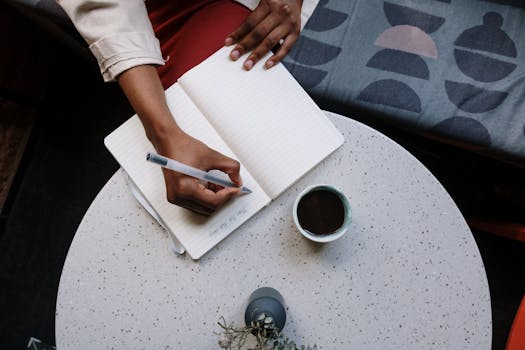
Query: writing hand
225 0 302 70
117 65 243 216
153 126 242 216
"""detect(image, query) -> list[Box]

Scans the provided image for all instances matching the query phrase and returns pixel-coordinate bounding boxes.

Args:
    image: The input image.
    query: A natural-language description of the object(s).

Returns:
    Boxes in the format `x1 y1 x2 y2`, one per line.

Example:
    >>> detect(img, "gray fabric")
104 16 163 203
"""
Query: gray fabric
285 0 525 163
7 0 92 61
35 0 74 29
9 0 74 29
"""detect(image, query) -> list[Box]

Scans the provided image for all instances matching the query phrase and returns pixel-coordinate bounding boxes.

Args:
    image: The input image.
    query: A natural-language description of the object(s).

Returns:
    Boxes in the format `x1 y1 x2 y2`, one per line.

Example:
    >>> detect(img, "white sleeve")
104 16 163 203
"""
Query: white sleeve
57 0 165 82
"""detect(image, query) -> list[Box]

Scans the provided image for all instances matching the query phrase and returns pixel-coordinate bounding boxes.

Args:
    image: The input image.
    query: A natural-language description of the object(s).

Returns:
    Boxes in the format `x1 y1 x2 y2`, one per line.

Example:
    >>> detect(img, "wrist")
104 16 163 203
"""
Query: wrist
143 116 183 149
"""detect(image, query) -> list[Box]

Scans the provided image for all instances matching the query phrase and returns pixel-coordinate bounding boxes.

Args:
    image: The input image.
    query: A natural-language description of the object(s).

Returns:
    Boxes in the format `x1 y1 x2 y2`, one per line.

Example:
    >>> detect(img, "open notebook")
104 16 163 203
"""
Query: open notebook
105 46 344 260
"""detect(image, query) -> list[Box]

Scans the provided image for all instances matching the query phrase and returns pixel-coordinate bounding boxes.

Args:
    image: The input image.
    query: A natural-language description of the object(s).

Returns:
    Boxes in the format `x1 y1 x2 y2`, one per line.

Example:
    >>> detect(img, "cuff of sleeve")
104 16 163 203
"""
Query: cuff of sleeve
101 57 166 82
89 31 165 82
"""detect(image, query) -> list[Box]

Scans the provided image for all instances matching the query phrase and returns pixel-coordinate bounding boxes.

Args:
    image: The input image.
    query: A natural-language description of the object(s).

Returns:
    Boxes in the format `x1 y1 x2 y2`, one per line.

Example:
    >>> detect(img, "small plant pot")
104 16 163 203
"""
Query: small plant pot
244 287 286 332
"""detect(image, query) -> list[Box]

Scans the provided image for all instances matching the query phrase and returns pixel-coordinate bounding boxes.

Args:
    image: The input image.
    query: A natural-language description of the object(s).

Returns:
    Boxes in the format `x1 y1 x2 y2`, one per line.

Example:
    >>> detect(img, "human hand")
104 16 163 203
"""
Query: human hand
152 126 243 216
225 0 302 70
117 65 242 215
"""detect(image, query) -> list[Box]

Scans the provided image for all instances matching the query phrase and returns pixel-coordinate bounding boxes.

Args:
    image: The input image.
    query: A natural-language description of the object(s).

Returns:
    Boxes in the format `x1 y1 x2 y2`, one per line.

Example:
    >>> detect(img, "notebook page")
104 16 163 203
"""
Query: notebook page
104 84 270 260
179 46 344 199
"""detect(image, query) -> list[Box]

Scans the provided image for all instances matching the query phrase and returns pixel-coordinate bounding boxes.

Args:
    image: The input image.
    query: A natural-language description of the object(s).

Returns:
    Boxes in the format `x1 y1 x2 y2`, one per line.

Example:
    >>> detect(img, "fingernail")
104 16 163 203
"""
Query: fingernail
244 60 253 70
230 50 240 60
265 60 274 69
225 37 233 46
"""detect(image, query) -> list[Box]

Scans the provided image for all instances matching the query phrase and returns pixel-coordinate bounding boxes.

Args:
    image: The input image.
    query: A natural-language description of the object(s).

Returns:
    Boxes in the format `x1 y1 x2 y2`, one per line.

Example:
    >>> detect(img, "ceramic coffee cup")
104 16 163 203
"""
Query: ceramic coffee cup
292 184 351 243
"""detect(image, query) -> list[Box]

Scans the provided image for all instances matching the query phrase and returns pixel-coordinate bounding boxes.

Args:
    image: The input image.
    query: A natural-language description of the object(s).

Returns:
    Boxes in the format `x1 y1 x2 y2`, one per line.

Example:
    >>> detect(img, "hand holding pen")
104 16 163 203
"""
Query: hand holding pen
147 153 251 194
146 129 248 216
117 66 246 216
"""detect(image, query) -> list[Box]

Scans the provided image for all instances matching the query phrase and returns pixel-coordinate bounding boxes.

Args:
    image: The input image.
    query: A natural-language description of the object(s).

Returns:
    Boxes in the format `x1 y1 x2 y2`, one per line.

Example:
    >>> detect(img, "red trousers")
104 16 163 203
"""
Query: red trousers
147 0 251 89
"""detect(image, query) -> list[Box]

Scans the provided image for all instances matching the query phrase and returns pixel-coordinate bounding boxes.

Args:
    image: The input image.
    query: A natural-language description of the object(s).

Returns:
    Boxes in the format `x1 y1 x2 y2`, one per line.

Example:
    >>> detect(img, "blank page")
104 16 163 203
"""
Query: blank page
104 84 270 260
179 46 344 199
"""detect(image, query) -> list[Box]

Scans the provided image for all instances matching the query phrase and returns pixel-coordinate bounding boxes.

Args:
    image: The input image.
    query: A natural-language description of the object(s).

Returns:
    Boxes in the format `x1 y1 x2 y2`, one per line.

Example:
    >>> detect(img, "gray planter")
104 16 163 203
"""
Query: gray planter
244 287 286 332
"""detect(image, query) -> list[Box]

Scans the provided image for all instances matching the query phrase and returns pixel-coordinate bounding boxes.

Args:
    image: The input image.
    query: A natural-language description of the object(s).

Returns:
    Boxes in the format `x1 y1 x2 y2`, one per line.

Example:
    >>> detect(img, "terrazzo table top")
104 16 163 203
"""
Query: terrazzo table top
56 112 491 349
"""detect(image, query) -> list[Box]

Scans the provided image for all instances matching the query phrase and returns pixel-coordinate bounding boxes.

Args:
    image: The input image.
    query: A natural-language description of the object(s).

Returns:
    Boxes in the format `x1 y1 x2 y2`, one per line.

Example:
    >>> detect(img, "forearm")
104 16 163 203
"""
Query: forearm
117 65 182 146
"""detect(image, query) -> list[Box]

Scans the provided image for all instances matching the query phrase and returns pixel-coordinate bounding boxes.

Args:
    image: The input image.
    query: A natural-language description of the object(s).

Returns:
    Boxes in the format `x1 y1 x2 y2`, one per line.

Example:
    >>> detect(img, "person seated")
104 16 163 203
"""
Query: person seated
58 0 318 215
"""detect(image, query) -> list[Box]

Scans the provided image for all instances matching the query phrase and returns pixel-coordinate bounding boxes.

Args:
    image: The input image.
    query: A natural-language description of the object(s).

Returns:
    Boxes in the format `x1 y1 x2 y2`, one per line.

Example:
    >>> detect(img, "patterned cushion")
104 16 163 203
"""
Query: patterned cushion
285 0 525 163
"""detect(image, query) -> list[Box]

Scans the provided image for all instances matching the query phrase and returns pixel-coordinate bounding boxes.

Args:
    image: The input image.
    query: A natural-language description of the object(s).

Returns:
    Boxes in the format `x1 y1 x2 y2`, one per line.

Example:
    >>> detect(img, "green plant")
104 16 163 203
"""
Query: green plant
217 313 317 350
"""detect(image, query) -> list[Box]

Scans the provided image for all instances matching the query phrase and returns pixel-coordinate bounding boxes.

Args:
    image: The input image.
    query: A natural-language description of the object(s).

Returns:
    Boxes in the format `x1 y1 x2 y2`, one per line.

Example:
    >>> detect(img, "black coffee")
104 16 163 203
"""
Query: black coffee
296 189 345 235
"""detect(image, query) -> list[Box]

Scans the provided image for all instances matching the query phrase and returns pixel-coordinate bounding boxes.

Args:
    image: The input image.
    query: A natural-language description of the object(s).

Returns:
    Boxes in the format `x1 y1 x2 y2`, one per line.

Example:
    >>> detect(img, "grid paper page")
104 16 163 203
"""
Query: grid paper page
179 46 344 199
104 84 270 260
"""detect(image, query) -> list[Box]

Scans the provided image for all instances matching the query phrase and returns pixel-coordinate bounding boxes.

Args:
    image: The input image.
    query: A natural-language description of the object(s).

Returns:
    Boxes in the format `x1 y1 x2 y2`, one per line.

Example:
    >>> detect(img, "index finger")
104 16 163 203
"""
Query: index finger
207 151 243 187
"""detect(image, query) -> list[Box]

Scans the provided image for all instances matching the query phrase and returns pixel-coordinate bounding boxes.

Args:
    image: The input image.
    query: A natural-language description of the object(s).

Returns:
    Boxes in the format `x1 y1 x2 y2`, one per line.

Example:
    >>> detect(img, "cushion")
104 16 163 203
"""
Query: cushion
285 0 525 164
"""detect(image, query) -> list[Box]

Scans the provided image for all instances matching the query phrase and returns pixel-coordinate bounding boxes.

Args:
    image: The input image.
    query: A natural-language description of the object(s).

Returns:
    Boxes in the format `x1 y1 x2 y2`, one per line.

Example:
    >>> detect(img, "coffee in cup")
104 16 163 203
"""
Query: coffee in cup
292 184 351 243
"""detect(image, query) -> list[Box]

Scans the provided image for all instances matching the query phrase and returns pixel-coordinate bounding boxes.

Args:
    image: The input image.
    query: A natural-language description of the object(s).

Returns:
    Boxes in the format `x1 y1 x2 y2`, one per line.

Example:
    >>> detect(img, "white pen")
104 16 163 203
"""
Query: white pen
146 152 252 194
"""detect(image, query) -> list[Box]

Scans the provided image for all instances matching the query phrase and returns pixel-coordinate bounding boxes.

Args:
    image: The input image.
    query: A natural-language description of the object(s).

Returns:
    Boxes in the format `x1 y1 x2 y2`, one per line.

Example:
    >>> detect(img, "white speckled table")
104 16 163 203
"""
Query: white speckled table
56 112 491 349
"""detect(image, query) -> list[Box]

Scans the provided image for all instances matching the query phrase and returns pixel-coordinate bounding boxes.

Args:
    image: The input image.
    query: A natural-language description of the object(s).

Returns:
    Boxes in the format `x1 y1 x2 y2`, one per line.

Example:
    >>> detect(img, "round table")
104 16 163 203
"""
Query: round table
56 113 492 349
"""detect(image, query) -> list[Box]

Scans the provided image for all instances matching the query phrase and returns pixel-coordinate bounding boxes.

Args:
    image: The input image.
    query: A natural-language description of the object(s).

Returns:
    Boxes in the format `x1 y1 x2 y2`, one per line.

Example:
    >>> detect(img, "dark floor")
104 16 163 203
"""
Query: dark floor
1 7 524 350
